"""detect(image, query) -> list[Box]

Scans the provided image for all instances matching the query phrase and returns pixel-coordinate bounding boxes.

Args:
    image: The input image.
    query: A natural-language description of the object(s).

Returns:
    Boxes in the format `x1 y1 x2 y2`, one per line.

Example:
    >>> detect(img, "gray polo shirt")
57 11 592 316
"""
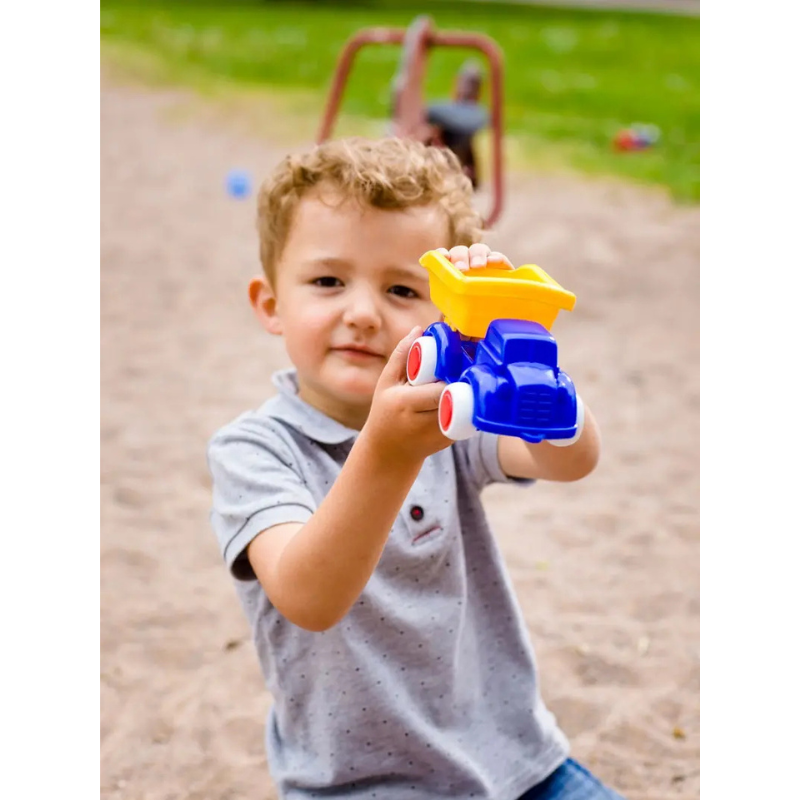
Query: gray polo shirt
207 369 569 800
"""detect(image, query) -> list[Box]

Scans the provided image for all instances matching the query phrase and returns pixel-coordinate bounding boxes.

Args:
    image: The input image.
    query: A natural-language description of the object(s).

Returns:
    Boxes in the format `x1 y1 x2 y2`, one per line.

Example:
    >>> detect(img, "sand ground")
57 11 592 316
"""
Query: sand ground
100 77 699 800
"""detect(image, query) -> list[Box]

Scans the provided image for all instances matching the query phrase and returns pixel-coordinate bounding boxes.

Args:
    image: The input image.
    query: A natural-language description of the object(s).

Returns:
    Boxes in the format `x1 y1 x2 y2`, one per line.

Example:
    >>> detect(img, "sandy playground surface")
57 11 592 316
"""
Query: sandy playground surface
100 75 699 800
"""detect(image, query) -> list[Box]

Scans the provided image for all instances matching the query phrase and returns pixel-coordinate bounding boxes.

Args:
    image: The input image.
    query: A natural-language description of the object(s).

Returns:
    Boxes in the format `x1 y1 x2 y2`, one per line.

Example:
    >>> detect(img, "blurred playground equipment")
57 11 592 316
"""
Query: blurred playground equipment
317 15 506 227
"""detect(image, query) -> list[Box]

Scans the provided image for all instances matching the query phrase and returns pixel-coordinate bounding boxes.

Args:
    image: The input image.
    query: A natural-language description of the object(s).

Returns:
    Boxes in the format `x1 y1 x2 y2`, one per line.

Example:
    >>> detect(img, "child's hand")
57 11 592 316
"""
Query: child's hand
436 244 514 272
361 327 452 465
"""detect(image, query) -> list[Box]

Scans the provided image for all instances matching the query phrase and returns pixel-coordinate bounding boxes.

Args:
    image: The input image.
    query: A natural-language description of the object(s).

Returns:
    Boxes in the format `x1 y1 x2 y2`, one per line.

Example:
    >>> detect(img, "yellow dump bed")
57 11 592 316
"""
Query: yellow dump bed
419 250 576 339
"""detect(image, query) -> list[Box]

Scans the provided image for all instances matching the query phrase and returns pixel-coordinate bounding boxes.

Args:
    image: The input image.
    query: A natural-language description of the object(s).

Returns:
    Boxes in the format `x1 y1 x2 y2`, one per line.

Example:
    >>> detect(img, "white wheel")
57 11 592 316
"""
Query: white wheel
439 382 478 440
407 336 439 386
548 394 585 447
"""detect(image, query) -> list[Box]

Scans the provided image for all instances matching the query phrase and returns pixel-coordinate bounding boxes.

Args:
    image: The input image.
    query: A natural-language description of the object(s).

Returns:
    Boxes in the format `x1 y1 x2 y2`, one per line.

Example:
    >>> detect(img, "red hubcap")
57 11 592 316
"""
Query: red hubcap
439 389 453 430
407 341 422 380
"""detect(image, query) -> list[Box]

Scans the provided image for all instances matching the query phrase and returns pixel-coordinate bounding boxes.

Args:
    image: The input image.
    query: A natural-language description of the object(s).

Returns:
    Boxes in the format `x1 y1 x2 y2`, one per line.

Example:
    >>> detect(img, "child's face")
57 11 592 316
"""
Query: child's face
251 188 448 428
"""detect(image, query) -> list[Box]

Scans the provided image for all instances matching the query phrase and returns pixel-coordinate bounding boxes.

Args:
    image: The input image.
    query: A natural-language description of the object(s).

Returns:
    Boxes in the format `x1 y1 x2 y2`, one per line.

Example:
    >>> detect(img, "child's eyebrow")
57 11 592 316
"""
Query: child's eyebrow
304 256 352 271
383 265 429 283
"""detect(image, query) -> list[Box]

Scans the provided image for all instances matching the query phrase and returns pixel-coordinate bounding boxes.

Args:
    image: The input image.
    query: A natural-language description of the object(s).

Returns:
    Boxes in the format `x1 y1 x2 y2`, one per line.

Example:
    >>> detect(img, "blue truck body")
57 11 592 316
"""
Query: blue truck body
423 319 579 444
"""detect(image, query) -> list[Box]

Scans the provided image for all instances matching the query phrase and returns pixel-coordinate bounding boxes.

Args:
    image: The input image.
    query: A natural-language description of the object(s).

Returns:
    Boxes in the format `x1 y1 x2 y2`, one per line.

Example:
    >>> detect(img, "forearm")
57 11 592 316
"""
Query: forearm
529 403 601 481
267 434 424 631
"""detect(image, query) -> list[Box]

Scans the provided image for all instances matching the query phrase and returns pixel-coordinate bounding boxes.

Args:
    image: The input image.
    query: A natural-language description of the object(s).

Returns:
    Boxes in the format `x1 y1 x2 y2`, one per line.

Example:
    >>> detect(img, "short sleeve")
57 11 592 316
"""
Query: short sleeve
207 420 316 581
454 431 536 492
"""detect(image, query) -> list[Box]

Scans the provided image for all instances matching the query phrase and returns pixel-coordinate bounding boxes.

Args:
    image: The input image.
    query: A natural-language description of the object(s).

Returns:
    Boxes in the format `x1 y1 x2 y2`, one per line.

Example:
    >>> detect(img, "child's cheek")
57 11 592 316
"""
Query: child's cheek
291 305 334 341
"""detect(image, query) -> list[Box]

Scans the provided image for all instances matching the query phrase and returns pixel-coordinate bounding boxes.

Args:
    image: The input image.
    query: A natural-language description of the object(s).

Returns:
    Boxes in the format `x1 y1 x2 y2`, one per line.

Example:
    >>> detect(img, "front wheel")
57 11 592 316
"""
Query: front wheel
407 336 439 385
439 382 478 440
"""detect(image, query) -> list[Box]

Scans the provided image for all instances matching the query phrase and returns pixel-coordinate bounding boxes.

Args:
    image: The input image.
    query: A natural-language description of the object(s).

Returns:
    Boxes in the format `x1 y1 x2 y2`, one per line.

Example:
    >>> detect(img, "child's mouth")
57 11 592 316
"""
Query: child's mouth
333 347 384 362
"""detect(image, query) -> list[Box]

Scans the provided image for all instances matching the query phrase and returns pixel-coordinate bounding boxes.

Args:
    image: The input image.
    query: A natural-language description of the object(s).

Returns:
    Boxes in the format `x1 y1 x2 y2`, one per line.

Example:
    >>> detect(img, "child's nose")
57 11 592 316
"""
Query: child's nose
343 289 381 330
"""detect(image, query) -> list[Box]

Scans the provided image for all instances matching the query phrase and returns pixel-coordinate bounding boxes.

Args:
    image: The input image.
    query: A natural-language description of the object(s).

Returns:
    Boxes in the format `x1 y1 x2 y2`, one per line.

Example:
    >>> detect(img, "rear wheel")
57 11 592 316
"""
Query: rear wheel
407 336 439 385
439 382 477 440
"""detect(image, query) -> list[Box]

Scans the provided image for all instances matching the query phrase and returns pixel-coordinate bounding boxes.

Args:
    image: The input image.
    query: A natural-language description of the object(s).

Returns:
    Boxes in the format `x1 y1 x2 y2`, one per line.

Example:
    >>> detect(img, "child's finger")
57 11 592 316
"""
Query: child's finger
448 245 470 271
404 380 446 412
382 326 423 385
468 243 491 268
487 251 514 269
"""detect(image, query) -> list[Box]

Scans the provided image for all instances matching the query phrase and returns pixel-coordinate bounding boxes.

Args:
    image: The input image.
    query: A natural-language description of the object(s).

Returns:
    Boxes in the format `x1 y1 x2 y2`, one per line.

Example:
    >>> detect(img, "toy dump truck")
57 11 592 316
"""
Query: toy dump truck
406 250 582 444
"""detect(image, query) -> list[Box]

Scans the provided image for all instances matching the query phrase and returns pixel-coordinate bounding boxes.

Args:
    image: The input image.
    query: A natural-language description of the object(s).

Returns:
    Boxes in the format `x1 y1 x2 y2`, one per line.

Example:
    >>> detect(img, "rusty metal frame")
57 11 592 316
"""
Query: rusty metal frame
317 19 505 227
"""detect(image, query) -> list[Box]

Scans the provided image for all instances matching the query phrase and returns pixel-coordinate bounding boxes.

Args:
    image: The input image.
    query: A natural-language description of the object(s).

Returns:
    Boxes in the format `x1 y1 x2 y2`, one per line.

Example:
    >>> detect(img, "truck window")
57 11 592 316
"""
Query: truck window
503 337 557 365
485 326 504 356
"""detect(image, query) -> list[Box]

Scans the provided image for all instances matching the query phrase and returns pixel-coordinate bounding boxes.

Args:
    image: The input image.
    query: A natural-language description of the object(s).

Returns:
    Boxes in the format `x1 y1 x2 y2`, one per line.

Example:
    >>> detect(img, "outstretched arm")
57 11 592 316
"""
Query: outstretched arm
440 242 601 483
247 328 452 632
497 404 600 481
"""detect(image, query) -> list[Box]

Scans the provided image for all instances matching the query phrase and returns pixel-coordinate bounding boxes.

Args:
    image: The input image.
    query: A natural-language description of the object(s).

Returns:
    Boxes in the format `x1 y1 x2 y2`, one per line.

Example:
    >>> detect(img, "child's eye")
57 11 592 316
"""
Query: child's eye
312 276 343 288
388 285 419 299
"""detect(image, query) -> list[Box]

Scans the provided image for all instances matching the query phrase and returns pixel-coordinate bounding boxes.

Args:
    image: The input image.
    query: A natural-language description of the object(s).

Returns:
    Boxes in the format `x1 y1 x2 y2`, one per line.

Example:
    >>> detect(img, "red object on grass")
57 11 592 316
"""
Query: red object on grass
613 129 637 151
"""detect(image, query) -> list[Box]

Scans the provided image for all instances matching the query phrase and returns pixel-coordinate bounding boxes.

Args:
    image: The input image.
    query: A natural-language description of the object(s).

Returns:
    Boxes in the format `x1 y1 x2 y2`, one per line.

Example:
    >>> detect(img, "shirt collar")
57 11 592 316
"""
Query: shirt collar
267 369 360 445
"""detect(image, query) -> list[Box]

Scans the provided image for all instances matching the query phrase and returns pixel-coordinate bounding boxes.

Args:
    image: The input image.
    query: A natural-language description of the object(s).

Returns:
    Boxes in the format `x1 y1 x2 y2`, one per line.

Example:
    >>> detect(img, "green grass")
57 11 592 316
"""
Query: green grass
100 0 699 201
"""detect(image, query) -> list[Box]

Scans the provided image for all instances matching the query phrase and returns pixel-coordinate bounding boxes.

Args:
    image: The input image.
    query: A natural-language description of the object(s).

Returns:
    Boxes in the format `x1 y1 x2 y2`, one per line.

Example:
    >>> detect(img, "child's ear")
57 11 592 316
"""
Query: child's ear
248 275 283 336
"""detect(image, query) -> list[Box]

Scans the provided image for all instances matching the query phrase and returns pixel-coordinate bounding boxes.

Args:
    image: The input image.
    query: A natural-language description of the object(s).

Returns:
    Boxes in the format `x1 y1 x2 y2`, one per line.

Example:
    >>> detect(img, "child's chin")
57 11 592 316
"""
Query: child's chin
316 363 380 404
336 379 378 402
328 373 378 400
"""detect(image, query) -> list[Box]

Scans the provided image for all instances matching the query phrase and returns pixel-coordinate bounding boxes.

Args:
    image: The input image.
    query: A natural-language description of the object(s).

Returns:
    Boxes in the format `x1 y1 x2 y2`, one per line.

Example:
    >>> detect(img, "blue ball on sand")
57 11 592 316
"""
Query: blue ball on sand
226 169 252 199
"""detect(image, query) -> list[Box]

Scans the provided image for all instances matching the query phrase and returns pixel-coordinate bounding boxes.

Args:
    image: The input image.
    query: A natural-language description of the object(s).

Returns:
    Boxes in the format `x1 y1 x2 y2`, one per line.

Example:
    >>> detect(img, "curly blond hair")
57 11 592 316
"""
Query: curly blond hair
256 137 484 282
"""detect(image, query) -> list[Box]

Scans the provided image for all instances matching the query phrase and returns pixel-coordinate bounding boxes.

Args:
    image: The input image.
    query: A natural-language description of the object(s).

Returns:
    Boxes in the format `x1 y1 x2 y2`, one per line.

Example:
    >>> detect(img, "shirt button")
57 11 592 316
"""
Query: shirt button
410 505 424 521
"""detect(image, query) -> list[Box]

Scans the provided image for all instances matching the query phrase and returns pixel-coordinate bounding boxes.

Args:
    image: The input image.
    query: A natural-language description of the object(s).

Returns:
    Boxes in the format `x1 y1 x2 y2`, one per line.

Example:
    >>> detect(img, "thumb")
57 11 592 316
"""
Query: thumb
382 326 423 385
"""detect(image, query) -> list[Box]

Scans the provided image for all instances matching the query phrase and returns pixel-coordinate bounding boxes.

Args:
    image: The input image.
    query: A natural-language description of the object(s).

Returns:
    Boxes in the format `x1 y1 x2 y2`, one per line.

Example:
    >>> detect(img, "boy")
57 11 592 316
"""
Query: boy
208 137 620 799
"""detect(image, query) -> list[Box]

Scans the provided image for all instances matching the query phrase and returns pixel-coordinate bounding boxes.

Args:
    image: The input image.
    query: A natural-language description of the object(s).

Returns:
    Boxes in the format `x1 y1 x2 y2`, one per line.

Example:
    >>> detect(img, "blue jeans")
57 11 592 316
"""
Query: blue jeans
517 759 625 800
